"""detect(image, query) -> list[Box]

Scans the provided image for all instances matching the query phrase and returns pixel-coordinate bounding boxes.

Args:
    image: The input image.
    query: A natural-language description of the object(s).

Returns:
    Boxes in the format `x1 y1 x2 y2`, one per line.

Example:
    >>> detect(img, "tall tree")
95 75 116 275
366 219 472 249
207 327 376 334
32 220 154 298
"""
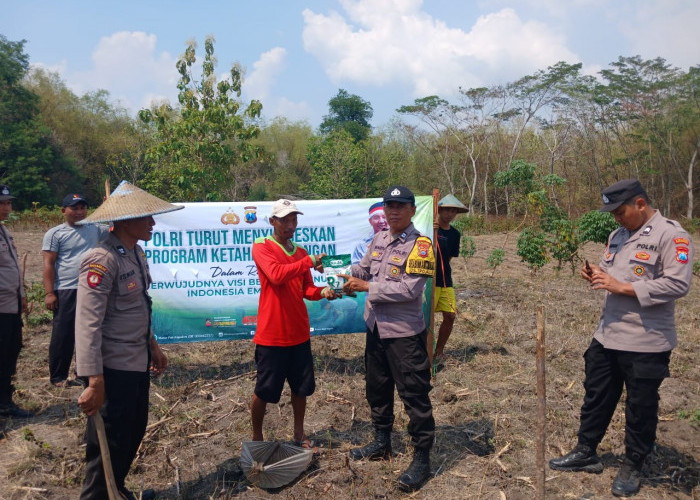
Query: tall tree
248 117 314 199
304 130 367 198
28 68 142 203
319 89 373 142
139 36 263 201
0 36 71 209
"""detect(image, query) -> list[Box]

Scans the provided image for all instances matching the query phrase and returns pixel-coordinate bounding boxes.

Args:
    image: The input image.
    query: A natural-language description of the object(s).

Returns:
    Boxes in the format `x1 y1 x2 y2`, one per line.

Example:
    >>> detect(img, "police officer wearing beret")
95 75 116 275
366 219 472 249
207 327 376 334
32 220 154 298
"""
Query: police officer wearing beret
0 184 33 418
549 179 694 497
340 185 436 492
75 181 181 500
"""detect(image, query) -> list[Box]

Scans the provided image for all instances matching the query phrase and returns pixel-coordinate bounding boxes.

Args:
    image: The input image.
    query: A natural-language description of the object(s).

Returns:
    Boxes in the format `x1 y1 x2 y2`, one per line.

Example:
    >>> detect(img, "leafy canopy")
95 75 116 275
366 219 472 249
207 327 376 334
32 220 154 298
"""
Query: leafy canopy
139 36 263 201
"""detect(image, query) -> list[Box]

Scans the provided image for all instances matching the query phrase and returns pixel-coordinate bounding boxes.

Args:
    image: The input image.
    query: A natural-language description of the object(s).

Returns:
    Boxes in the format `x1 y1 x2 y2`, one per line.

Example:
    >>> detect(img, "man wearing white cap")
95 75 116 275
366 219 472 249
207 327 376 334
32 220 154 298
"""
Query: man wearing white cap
250 199 336 448
75 181 182 500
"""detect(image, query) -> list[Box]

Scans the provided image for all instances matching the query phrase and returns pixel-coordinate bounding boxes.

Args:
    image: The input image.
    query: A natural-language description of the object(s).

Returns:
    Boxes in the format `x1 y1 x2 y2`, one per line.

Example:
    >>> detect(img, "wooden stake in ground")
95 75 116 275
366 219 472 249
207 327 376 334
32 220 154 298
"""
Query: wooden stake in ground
93 412 127 500
427 188 439 368
535 305 546 499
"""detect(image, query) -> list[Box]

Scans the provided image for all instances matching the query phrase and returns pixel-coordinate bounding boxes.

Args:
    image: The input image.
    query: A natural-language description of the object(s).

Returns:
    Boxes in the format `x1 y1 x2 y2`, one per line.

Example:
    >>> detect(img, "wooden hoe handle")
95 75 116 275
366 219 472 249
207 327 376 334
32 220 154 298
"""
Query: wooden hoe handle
93 412 127 500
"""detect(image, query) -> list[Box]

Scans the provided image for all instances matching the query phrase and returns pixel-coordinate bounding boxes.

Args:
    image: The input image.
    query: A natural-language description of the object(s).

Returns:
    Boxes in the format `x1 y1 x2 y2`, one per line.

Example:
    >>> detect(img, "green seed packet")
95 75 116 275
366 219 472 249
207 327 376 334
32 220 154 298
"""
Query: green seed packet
321 254 352 293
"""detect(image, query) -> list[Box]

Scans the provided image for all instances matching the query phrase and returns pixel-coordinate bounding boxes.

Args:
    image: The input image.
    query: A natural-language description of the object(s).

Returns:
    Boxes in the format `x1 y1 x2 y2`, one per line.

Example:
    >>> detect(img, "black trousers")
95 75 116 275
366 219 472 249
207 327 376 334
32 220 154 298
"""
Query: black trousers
49 288 77 384
365 326 435 450
577 339 670 464
0 312 22 403
80 368 150 500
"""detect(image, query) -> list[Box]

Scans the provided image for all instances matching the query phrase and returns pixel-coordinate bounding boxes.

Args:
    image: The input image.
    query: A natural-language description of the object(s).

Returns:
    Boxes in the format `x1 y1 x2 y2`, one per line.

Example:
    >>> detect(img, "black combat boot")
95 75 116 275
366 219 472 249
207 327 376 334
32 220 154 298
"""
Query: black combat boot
349 429 392 460
398 447 431 492
549 443 603 473
611 457 642 497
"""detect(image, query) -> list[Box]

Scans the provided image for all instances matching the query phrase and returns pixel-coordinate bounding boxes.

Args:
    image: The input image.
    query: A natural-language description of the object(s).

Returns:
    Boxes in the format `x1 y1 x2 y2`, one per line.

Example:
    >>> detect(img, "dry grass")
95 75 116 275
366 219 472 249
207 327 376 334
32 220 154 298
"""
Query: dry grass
1 230 698 499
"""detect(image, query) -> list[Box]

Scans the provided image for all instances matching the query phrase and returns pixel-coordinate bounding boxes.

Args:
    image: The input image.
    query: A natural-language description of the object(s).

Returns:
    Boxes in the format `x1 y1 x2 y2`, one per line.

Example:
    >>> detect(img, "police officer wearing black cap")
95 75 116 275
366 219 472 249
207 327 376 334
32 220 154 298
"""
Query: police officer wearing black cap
549 179 694 497
340 185 436 492
0 184 33 418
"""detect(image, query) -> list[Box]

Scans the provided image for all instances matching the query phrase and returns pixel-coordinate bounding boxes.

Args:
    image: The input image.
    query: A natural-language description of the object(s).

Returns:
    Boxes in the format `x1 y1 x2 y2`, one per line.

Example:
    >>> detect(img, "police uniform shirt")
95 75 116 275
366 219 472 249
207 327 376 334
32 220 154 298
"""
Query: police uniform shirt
0 224 24 314
594 210 694 352
351 223 432 339
75 233 153 376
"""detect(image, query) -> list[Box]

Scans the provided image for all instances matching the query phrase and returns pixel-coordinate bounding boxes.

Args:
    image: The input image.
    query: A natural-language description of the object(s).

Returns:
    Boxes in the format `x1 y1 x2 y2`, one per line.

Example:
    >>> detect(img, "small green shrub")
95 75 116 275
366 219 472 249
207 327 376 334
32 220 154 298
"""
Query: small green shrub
486 248 505 271
577 210 618 244
460 236 477 260
517 228 549 272
548 218 580 272
693 261 700 277
539 205 568 232
24 282 52 326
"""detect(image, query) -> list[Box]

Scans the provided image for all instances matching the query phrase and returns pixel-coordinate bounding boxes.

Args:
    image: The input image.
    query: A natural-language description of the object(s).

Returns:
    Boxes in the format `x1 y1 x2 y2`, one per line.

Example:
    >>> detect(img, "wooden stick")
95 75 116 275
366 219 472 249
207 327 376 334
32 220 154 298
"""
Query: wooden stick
535 305 546 500
93 412 126 500
428 188 439 368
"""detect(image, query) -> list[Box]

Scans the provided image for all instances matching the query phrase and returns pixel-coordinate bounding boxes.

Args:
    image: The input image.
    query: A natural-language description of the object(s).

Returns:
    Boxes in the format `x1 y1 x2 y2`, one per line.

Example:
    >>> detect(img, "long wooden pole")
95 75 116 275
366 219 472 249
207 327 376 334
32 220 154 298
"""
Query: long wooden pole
93 412 127 500
535 305 546 499
427 188 439 368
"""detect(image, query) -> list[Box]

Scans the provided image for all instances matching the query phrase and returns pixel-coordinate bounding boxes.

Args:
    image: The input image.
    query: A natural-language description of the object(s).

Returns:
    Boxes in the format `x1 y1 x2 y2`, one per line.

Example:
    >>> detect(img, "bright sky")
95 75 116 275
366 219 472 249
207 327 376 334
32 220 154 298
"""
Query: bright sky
3 0 699 129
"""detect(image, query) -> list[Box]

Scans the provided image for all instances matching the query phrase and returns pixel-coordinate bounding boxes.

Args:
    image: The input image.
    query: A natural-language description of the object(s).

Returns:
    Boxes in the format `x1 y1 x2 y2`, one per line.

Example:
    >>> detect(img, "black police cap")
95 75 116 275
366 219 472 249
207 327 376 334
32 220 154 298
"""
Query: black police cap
383 185 415 205
0 184 14 201
599 179 646 212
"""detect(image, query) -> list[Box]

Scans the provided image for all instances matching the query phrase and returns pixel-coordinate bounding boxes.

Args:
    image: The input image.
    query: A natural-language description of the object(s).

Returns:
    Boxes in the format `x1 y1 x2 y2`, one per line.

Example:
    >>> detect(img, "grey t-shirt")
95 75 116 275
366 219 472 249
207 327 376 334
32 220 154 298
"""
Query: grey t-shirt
42 223 110 289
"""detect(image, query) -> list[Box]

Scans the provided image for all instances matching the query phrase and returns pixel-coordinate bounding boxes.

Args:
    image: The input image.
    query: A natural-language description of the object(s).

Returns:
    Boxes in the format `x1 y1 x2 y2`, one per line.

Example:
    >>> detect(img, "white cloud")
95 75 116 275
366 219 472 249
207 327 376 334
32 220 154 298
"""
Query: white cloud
245 47 287 103
241 47 315 124
52 32 179 112
618 0 700 69
302 0 579 100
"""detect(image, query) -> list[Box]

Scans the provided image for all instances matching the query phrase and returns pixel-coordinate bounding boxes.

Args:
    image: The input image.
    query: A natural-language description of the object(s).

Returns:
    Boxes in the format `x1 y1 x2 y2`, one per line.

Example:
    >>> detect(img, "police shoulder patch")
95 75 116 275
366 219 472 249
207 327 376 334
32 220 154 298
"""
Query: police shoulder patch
87 270 104 288
675 246 689 264
406 236 435 276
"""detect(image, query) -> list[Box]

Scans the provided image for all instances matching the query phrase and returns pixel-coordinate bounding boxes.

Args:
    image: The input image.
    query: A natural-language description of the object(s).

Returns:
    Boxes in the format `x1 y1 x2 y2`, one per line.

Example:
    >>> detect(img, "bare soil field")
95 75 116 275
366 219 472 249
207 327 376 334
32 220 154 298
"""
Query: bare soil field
1 228 698 499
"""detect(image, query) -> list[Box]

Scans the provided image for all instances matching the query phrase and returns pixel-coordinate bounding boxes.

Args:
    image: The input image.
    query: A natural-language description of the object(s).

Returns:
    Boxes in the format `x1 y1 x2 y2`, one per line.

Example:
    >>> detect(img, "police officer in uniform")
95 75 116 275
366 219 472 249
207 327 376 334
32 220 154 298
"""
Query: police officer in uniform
75 181 182 500
549 179 694 497
0 184 33 418
340 185 436 492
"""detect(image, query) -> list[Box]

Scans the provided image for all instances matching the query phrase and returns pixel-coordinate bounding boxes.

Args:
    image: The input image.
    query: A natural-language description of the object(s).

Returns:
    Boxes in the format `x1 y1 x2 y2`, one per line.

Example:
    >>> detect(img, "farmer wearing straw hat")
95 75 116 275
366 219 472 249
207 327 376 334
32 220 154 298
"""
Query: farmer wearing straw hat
433 194 468 367
75 181 182 500
0 184 33 419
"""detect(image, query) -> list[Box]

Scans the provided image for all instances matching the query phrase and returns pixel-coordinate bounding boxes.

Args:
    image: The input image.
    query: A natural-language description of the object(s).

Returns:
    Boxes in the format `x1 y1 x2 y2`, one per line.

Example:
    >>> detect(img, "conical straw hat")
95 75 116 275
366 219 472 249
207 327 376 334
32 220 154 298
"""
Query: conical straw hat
438 194 469 213
79 181 184 224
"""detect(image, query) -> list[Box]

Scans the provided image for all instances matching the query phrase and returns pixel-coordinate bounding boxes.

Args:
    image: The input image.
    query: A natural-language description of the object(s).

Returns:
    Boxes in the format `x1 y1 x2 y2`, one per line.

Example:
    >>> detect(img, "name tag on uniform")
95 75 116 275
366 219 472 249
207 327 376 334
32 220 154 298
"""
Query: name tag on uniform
406 236 435 276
